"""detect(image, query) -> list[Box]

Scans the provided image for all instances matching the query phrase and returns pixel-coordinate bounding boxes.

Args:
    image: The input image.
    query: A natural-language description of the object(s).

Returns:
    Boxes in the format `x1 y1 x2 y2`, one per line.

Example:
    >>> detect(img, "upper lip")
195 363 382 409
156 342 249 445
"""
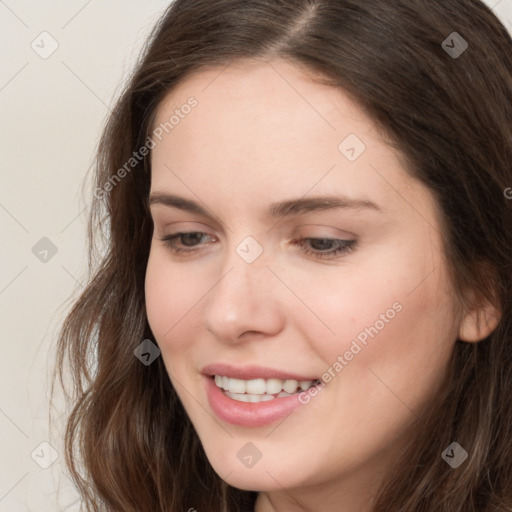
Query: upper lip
201 363 318 381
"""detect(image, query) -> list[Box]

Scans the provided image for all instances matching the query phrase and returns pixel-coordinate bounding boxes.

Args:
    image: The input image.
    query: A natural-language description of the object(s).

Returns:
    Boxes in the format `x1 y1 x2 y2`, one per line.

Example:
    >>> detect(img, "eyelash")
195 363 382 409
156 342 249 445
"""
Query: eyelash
158 232 356 260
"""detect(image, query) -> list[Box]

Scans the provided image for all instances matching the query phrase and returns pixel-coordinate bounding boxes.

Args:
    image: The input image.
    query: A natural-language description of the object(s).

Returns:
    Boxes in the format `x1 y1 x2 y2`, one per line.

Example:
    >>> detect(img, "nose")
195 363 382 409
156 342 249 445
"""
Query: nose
202 244 285 344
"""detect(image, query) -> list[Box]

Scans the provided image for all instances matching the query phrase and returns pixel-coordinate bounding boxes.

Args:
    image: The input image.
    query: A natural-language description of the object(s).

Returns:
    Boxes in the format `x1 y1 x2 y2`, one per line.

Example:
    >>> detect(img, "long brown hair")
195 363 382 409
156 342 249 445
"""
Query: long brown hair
52 0 512 510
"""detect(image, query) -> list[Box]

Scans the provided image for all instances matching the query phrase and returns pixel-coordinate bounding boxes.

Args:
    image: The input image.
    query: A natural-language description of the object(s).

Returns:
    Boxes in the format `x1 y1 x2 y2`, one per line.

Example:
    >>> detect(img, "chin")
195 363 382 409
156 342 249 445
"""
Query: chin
221 470 289 492
204 449 304 492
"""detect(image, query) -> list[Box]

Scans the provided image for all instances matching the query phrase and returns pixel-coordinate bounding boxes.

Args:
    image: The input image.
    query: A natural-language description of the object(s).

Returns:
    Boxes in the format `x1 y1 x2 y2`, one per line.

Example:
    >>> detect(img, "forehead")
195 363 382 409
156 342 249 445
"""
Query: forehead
151 58 374 147
149 59 433 225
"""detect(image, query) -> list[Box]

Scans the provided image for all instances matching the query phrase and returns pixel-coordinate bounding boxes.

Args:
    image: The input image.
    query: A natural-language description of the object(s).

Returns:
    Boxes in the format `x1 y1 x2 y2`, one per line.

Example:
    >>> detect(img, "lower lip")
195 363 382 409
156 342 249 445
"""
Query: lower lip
204 376 308 427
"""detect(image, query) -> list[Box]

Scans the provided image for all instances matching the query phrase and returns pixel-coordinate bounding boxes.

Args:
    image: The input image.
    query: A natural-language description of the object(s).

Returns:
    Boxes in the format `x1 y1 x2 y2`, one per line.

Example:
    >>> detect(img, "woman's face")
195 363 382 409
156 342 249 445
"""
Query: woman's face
145 59 462 504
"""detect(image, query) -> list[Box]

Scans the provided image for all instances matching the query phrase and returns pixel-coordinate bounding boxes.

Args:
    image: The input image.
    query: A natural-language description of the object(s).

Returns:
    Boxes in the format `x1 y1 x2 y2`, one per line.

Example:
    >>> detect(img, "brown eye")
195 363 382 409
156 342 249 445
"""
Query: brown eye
295 238 356 260
159 232 216 253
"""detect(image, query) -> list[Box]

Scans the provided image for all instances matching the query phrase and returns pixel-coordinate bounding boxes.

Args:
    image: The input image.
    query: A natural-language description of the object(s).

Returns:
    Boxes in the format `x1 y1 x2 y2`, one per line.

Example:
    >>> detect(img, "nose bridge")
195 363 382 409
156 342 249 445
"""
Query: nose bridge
203 235 283 341
219 232 270 296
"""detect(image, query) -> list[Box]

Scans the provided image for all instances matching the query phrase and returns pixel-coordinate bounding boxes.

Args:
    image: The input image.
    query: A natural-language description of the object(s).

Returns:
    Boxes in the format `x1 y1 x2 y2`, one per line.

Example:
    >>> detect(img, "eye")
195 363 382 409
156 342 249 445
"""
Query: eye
158 232 216 253
293 237 356 260
157 232 356 260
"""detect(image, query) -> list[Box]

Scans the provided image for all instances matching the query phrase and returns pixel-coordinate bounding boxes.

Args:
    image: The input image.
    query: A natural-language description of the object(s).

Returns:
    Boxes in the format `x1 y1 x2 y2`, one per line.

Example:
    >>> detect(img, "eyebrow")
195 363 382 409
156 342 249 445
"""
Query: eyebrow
149 192 383 218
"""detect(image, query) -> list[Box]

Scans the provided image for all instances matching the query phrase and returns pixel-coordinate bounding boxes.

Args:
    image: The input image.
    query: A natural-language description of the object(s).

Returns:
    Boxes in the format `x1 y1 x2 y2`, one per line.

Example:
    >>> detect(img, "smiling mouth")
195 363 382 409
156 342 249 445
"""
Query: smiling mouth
213 375 321 403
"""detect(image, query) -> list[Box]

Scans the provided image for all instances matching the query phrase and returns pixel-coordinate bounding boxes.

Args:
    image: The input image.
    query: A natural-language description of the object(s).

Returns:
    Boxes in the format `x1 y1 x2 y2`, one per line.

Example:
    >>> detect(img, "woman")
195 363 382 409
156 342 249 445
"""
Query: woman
53 0 512 510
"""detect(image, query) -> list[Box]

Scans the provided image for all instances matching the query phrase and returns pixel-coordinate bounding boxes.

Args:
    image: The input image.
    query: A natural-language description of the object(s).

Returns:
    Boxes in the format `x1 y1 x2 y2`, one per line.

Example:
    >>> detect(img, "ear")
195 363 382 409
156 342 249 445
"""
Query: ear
458 298 501 343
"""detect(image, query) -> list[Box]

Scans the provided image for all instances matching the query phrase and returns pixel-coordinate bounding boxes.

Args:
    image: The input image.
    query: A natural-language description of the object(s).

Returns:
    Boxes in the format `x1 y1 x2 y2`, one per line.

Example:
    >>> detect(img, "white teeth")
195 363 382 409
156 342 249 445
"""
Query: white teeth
214 375 317 397
283 379 299 393
246 378 266 394
266 378 283 395
227 377 246 394
300 380 314 391
225 391 276 402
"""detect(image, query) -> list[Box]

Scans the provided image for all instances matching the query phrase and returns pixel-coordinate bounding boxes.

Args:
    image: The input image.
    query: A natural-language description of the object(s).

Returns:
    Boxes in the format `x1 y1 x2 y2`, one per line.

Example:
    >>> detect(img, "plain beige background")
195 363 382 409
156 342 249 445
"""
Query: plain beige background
1 1 511 510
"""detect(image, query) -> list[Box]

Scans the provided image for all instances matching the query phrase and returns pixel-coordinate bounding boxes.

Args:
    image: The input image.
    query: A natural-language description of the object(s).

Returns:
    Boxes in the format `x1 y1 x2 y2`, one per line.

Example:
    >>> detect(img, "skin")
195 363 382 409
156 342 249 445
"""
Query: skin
144 58 498 512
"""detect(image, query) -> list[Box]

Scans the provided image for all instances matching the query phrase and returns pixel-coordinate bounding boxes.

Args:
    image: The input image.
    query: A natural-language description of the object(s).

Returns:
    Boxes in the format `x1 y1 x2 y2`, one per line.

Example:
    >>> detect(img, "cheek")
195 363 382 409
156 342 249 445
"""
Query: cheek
144 251 203 351
145 252 171 338
290 239 457 406
145 251 210 390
